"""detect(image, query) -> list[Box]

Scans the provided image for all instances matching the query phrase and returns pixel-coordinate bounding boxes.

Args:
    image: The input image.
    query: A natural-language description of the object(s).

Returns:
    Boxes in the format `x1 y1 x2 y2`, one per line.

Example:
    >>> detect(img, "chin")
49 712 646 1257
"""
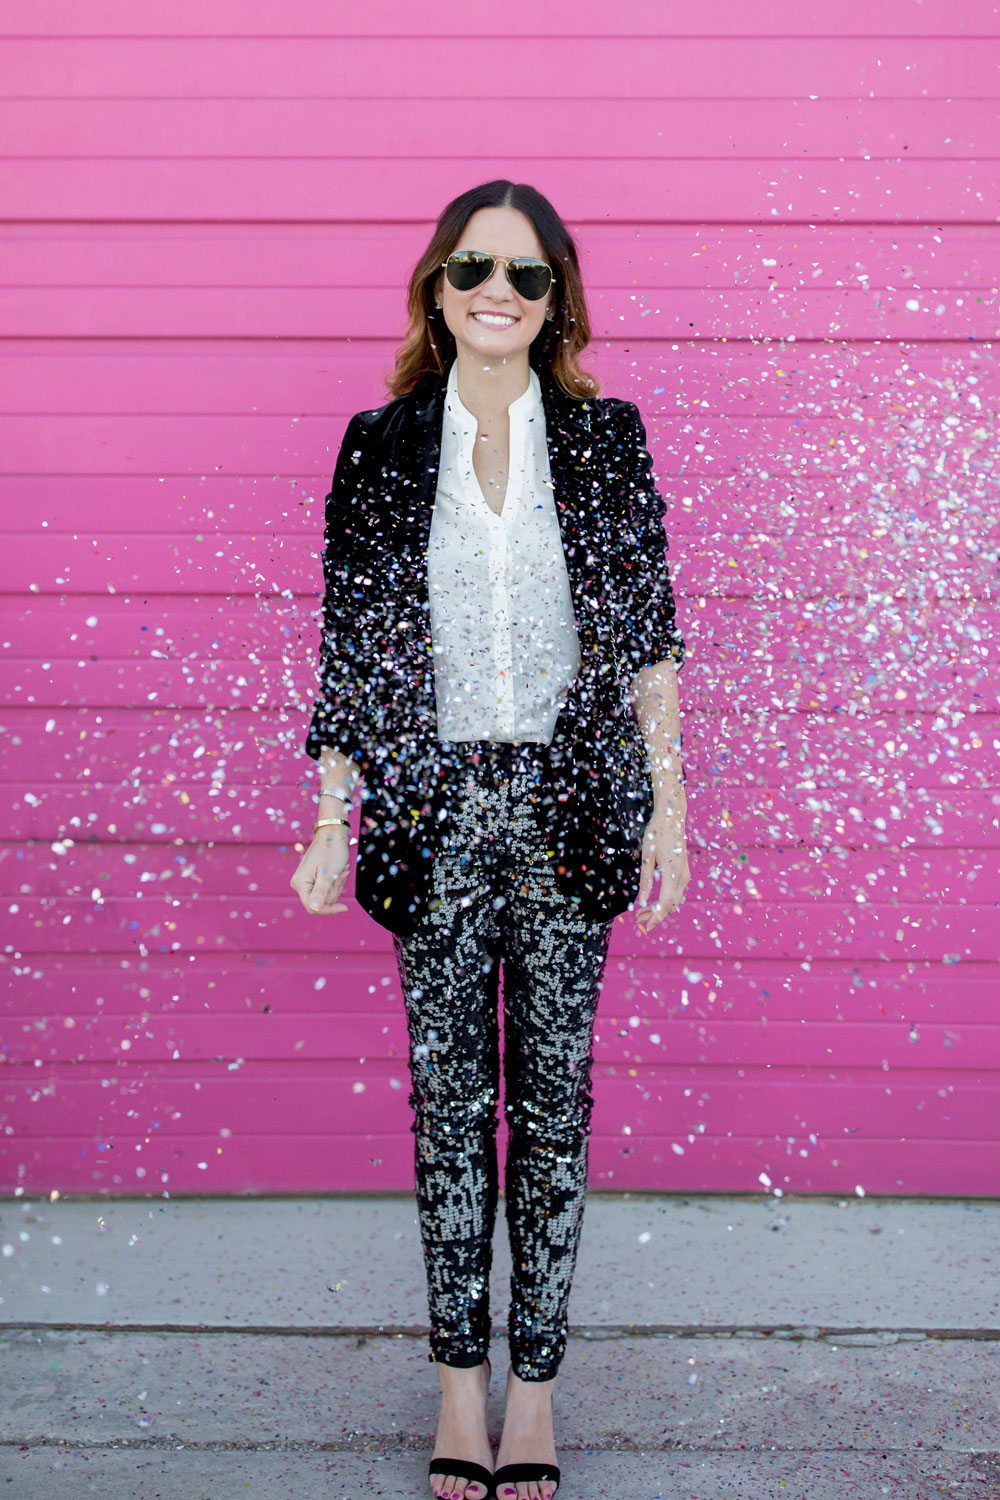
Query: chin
463 340 527 361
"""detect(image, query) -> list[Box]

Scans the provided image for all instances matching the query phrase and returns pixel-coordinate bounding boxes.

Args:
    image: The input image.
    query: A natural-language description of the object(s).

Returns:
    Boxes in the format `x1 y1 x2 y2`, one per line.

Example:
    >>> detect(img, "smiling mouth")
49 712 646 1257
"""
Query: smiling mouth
471 311 519 328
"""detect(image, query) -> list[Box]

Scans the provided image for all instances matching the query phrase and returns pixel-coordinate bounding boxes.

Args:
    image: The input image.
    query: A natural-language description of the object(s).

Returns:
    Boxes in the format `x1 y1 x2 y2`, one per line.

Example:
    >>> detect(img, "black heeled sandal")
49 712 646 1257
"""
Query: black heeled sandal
428 1356 494 1499
492 1461 560 1499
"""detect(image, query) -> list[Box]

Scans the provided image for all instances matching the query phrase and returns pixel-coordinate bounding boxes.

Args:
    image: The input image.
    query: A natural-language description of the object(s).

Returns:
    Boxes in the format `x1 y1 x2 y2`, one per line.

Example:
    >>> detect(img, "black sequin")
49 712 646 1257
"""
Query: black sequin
392 741 613 1381
304 366 685 936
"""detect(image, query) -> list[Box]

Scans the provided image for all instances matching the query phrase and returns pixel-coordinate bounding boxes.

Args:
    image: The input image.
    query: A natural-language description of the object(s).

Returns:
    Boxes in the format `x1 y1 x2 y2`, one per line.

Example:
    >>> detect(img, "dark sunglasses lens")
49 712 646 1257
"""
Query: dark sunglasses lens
445 252 494 291
507 260 552 300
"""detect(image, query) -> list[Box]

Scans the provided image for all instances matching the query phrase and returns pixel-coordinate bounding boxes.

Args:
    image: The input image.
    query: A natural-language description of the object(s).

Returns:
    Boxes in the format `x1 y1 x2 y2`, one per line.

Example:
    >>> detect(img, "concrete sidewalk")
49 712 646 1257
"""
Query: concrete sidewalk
1 1193 998 1498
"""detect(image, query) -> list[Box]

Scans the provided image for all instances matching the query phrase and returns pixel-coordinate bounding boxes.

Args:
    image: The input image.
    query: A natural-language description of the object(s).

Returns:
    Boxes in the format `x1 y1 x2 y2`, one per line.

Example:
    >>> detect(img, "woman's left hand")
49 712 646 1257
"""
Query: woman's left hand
635 808 690 932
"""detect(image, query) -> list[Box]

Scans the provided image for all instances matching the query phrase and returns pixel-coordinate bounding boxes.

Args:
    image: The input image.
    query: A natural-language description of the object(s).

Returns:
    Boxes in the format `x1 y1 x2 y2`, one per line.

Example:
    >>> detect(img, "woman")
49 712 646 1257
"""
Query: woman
292 180 689 1500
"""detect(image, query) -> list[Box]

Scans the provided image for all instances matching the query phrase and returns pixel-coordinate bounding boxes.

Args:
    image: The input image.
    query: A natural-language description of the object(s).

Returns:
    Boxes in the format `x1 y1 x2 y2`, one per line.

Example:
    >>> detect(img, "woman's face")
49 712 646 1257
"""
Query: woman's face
434 205 556 368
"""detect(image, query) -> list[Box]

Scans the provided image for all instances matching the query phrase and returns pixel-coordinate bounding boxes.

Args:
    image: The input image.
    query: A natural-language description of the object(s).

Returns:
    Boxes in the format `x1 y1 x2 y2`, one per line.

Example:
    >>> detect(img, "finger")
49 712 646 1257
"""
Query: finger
316 874 349 914
304 869 332 911
638 853 667 914
308 878 337 913
637 900 662 931
648 879 688 923
308 888 348 915
320 862 353 909
638 898 671 932
637 869 684 929
291 873 316 913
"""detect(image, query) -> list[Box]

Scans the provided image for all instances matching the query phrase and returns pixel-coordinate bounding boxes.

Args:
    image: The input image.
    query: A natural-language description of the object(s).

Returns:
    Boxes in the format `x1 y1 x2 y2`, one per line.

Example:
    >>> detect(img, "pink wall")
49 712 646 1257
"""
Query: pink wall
2 1 998 1199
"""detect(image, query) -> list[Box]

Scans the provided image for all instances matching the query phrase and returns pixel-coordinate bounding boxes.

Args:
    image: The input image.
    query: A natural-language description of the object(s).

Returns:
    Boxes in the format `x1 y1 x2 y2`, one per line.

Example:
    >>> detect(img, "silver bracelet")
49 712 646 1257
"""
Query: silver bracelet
318 789 354 808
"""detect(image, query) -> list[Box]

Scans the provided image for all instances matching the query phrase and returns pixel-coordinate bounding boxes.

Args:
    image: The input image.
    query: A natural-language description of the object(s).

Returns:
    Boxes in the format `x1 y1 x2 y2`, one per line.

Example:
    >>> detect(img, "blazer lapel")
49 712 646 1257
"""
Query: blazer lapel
539 374 606 659
405 372 448 550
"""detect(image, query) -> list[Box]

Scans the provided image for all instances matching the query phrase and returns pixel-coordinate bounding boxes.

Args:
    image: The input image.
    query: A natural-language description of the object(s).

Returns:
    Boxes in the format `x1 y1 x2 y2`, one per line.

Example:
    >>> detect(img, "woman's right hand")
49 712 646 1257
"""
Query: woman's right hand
290 826 352 915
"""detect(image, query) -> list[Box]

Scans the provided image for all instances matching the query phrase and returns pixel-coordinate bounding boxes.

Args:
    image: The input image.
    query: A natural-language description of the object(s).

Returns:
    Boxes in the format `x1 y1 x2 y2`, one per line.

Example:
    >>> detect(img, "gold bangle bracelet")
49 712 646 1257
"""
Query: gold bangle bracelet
313 817 349 833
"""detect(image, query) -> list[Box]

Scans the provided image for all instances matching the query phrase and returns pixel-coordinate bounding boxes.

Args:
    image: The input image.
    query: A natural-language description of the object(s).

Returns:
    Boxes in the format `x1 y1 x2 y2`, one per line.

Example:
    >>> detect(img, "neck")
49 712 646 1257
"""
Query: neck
452 347 532 417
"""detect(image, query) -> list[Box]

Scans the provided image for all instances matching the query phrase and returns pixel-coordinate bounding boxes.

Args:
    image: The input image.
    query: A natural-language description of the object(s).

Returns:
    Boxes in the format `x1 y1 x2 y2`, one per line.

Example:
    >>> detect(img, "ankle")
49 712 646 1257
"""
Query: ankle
506 1369 556 1397
439 1361 491 1396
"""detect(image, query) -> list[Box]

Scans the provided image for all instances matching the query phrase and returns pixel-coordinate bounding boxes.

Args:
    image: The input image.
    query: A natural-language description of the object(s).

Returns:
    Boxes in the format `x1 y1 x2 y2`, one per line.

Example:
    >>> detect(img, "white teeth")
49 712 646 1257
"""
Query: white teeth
473 312 517 327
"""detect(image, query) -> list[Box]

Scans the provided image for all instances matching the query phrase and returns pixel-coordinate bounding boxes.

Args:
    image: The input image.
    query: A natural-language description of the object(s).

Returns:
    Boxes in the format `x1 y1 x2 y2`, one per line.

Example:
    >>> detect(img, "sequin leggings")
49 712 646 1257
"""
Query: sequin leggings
391 740 614 1382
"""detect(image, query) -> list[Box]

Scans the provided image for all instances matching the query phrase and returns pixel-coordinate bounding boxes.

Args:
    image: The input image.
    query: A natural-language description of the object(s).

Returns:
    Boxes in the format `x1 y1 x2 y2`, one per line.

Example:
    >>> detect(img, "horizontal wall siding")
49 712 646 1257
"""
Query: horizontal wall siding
1 1 997 1199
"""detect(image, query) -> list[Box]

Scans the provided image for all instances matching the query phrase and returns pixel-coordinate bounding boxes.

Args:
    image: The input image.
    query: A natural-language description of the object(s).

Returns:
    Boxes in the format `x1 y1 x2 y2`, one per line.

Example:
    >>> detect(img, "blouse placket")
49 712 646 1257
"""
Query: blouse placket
449 380 533 742
480 404 528 740
432 364 578 744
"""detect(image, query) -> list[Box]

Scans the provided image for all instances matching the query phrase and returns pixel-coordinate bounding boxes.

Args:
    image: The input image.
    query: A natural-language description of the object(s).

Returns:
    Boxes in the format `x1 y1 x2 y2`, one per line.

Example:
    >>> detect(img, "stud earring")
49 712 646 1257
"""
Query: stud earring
434 299 443 310
545 305 556 322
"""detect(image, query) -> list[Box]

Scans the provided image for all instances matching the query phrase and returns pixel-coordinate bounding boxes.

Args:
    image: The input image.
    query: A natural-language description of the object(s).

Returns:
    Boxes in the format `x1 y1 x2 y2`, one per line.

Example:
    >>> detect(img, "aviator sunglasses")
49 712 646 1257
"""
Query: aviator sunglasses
440 249 555 302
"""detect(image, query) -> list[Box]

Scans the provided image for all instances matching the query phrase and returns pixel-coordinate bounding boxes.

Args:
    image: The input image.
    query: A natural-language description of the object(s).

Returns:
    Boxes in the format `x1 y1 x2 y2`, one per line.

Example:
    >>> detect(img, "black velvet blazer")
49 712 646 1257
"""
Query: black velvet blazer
305 364 685 937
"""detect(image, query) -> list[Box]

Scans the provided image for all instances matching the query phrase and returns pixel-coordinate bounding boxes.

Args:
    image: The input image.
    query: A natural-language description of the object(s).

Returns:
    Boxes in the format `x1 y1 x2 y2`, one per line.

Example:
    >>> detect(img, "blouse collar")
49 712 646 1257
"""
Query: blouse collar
444 359 542 433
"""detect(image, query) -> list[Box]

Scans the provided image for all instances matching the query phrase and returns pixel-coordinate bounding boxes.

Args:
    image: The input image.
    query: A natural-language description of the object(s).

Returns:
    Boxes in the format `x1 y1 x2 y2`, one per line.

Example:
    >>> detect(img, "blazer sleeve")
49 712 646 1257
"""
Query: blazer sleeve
612 401 686 679
303 412 373 764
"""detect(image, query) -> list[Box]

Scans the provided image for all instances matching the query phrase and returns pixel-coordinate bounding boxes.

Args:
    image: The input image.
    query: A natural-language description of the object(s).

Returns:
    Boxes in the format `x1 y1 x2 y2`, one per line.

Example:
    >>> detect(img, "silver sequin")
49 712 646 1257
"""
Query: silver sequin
392 742 613 1381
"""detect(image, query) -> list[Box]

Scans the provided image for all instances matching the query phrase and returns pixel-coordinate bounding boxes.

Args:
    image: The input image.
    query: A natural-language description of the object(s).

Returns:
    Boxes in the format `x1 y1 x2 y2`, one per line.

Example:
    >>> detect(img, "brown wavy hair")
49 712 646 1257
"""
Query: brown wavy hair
386 180 599 400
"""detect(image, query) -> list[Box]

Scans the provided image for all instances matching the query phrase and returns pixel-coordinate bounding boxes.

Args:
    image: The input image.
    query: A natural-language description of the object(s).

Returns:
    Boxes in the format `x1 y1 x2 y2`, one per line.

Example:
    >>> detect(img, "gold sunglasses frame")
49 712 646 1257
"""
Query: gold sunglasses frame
439 250 555 302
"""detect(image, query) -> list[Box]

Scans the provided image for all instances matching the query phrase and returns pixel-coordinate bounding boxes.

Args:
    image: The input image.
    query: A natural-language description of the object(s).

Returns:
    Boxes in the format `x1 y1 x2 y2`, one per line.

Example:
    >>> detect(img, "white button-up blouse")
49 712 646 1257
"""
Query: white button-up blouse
427 360 581 744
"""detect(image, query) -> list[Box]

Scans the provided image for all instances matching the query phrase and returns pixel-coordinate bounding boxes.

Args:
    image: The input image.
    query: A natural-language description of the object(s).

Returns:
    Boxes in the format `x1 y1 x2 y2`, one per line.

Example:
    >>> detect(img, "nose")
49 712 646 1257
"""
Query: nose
482 259 515 300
